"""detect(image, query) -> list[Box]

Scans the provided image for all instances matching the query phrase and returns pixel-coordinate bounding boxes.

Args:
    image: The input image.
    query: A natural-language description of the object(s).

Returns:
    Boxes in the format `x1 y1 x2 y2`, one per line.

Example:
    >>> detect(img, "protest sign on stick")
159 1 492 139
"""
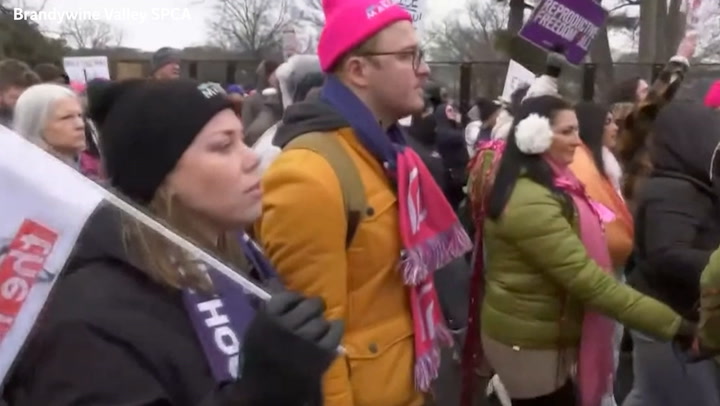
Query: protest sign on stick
396 0 428 35
63 56 111 84
519 0 608 65
501 60 536 103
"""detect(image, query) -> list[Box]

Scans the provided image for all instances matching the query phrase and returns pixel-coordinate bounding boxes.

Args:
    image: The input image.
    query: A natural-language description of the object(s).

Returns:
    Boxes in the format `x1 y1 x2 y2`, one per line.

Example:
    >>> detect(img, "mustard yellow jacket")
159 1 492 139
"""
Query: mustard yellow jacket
256 126 423 406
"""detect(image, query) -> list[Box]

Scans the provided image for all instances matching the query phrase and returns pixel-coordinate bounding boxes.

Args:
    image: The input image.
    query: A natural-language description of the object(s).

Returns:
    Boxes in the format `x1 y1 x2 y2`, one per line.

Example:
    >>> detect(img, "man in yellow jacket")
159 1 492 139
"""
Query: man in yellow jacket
255 0 473 405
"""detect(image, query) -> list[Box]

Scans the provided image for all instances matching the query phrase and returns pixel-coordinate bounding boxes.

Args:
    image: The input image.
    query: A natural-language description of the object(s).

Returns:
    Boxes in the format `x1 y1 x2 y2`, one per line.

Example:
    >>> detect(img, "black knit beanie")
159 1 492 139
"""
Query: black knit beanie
87 79 233 204
151 47 181 73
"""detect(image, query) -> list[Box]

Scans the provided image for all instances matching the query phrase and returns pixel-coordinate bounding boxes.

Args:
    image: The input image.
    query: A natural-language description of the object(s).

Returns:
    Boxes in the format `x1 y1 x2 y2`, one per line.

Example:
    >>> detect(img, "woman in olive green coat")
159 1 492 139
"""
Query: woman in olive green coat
700 249 720 351
699 146 720 352
477 95 694 406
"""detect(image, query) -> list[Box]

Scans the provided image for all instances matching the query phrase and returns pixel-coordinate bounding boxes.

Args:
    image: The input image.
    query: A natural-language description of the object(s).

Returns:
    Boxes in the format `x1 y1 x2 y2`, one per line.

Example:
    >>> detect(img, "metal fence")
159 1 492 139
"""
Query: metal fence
107 57 720 112
427 61 720 118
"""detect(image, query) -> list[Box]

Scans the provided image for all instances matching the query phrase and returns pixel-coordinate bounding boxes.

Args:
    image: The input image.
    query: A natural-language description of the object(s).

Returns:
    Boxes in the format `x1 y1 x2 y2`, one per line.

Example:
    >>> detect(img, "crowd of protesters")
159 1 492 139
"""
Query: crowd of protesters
4 0 720 405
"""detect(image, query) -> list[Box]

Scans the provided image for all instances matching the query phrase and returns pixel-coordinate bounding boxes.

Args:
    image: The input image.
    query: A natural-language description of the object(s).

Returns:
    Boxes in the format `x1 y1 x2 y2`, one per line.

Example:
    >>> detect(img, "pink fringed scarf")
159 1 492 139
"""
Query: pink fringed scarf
396 148 474 391
548 159 617 406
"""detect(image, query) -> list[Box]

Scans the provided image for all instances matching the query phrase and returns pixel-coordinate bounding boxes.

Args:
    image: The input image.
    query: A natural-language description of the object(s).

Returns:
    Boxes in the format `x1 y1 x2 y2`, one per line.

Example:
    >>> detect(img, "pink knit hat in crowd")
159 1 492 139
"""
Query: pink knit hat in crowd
317 0 412 72
70 81 87 94
705 80 720 109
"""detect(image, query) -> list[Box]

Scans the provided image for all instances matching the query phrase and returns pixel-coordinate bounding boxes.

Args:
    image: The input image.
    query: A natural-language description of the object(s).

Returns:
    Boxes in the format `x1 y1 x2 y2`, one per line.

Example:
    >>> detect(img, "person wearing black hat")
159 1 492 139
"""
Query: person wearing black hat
476 98 502 141
151 47 181 80
2 78 342 406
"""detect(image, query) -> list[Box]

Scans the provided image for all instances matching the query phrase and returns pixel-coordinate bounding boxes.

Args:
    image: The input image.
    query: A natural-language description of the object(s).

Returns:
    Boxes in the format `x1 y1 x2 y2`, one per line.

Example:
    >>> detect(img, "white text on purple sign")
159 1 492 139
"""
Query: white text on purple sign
534 0 599 51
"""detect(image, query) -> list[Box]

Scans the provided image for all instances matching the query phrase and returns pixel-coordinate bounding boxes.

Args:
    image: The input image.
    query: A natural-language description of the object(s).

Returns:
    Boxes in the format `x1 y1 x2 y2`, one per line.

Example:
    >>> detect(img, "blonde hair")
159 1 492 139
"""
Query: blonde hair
122 186 248 292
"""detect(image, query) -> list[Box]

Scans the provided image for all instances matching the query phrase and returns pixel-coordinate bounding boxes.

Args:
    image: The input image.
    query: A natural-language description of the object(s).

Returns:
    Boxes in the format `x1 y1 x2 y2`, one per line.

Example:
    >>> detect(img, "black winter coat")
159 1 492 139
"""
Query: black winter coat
629 102 720 321
2 205 330 405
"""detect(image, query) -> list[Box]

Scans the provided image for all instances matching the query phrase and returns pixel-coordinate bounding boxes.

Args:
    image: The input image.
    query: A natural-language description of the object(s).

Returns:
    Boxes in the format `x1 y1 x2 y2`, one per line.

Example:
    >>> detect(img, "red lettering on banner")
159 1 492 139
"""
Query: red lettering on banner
0 220 57 341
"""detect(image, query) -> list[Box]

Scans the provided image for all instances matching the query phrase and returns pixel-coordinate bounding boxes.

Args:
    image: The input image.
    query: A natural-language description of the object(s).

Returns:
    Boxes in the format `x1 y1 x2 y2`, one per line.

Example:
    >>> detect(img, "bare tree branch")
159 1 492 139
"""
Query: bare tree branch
297 0 324 30
427 0 507 62
207 0 290 58
285 0 324 53
59 19 124 49
692 3 720 61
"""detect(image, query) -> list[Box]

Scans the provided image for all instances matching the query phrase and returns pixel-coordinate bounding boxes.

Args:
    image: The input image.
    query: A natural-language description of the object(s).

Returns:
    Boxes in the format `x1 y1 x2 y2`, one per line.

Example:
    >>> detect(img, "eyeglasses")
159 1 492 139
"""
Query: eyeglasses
358 48 425 71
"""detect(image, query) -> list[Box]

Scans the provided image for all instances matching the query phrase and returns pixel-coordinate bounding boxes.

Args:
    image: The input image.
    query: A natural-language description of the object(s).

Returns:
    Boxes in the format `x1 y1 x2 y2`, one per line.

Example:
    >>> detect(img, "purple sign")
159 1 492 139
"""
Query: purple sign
519 0 608 65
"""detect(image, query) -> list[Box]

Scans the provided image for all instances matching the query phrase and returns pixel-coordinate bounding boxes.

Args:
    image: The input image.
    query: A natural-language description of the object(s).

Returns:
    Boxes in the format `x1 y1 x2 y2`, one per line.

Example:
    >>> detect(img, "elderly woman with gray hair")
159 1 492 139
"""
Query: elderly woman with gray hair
12 83 86 168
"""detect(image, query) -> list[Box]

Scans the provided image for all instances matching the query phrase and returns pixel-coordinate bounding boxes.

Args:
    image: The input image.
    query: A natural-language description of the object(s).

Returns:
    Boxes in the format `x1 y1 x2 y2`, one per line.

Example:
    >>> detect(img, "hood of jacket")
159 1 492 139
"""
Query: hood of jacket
276 55 323 111
651 101 720 188
272 100 349 148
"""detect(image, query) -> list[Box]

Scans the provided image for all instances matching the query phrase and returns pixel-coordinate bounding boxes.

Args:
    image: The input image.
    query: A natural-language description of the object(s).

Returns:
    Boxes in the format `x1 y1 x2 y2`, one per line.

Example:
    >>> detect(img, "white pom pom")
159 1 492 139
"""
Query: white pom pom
514 113 553 154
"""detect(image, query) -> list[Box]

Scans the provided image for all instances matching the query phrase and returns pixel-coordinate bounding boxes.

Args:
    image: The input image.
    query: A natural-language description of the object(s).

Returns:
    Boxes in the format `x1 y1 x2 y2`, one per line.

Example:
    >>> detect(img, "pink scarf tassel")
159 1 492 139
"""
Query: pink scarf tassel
396 148 473 391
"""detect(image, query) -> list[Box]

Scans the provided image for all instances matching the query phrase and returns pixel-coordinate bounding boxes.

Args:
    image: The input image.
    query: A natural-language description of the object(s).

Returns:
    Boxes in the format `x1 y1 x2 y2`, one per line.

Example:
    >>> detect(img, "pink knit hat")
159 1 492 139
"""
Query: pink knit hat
705 80 720 108
318 0 412 72
69 81 87 94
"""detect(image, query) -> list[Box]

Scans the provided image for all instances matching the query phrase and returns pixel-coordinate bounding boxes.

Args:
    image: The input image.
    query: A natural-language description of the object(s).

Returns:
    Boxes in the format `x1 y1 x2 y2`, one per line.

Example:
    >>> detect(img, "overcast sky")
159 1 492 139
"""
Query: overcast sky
17 0 462 50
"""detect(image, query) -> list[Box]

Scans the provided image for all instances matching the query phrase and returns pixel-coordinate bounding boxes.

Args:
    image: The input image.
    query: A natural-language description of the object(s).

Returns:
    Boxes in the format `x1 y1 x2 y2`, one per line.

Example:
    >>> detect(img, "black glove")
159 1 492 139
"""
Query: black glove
233 292 344 405
261 291 344 353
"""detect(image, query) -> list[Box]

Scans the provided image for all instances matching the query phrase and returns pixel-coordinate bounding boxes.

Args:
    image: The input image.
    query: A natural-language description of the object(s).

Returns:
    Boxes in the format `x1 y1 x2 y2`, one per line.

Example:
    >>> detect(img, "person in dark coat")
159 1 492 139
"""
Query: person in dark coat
241 59 281 142
407 109 445 191
405 100 470 406
2 79 342 406
624 101 720 406
434 101 469 210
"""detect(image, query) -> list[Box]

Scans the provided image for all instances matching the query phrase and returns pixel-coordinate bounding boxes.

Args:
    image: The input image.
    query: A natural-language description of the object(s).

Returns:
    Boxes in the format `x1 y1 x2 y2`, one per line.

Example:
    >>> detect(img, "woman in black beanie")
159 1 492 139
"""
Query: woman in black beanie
2 79 343 406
